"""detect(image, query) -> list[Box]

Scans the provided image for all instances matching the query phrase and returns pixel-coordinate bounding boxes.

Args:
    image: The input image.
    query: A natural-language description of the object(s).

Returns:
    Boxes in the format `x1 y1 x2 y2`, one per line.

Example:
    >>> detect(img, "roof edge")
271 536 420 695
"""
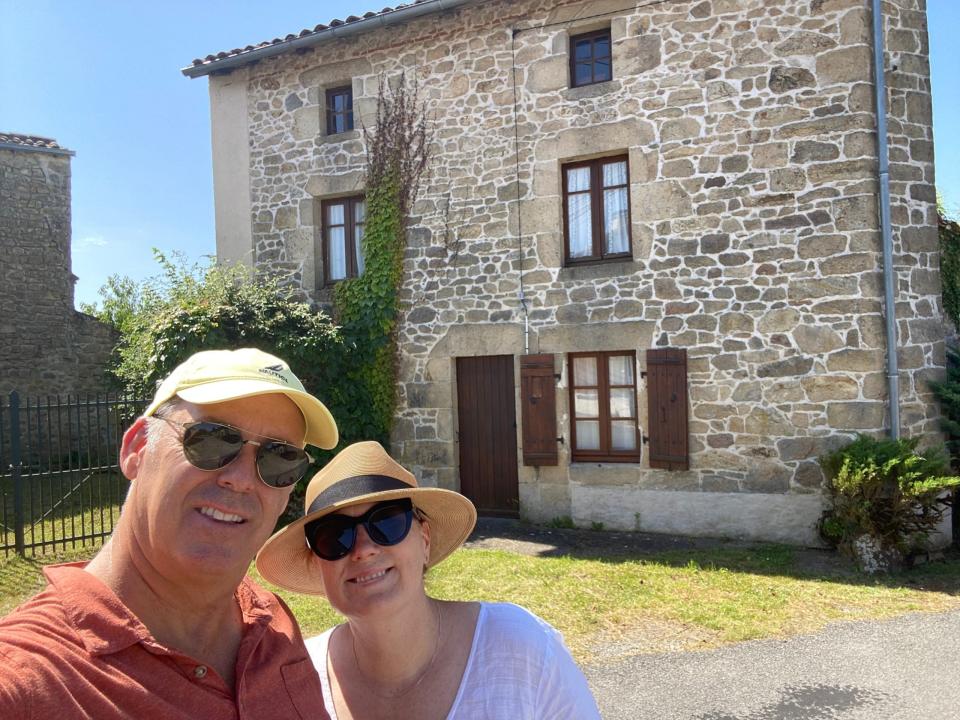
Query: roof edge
182 0 477 79
0 142 75 157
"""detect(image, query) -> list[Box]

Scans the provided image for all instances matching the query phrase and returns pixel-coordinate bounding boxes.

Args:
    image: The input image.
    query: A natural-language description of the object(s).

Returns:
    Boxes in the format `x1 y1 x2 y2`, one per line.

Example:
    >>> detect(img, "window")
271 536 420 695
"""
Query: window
322 196 365 283
569 351 640 462
569 29 612 87
326 85 354 135
563 156 631 264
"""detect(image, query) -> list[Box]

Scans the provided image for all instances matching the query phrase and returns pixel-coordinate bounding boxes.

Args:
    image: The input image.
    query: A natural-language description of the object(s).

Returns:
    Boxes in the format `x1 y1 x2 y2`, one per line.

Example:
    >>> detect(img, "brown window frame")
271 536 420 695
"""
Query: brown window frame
321 195 365 284
568 350 641 463
562 155 632 265
326 85 354 135
569 28 612 88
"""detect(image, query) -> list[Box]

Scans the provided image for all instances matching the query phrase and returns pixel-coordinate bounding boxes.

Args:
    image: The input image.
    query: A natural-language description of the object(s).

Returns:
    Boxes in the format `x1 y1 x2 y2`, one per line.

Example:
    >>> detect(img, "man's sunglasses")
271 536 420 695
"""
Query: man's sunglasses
163 419 311 489
304 499 416 560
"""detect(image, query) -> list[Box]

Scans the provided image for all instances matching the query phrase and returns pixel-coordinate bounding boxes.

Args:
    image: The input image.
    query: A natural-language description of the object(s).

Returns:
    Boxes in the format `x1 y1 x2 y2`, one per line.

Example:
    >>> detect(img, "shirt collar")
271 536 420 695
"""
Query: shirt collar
44 562 278 656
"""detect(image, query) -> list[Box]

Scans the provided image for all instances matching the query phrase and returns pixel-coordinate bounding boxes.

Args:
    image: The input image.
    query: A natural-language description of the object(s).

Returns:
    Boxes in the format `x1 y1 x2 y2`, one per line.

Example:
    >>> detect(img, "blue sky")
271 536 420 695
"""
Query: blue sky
2 1 958 309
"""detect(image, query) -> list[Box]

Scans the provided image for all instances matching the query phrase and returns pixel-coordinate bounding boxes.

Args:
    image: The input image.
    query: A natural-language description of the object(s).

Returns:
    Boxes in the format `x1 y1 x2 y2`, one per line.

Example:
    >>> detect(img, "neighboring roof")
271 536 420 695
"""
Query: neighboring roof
0 132 74 156
183 0 477 79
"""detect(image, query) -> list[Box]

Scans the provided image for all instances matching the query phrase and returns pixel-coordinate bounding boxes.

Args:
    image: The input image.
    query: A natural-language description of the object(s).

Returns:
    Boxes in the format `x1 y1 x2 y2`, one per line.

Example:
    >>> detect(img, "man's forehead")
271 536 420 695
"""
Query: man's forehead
176 394 306 438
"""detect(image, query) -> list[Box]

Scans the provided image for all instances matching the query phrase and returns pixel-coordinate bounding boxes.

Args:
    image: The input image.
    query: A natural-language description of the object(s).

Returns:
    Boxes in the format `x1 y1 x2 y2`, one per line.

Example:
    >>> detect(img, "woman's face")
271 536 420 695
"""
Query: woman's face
316 500 431 618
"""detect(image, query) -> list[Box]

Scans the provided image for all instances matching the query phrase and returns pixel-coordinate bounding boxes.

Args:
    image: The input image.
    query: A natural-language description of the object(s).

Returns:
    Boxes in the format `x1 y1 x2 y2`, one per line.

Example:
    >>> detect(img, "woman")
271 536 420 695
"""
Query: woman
256 441 601 720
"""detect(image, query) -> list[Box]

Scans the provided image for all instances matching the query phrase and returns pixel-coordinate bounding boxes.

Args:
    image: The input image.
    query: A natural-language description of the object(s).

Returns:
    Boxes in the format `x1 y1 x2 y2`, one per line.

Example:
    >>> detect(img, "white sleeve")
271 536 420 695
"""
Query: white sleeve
534 624 602 720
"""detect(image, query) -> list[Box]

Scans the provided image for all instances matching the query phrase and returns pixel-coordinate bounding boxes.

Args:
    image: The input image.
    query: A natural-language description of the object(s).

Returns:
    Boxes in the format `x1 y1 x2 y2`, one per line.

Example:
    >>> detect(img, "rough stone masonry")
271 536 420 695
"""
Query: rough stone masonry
208 0 943 544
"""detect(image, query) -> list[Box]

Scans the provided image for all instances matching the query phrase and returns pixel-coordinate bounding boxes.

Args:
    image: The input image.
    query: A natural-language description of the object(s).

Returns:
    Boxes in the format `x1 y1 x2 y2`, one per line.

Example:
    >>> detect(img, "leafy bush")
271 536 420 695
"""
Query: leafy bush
819 434 960 559
939 211 960 328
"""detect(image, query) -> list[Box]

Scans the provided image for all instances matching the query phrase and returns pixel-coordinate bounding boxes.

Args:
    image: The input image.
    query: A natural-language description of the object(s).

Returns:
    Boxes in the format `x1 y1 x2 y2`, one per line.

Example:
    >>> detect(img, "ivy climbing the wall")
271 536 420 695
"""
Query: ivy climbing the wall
333 72 431 445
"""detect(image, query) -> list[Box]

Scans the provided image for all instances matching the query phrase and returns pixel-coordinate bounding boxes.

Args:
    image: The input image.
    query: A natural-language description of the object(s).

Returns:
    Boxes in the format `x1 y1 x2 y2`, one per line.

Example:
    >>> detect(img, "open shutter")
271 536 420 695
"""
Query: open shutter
645 348 689 470
520 354 558 466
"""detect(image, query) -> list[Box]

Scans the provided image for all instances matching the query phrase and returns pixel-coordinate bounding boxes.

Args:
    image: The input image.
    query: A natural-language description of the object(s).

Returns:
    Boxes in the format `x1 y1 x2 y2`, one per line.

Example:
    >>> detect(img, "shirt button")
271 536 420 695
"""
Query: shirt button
194 665 208 679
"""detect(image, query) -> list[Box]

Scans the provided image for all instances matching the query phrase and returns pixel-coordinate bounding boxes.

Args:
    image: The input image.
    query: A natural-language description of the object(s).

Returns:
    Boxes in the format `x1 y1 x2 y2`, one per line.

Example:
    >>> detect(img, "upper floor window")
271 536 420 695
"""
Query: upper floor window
322 195 365 283
569 29 612 87
569 351 640 463
563 155 631 264
326 85 354 135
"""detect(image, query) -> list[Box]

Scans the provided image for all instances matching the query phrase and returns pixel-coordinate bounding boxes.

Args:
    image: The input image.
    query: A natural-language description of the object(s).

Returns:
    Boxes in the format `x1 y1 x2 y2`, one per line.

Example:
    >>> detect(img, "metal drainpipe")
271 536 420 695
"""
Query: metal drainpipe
871 0 900 439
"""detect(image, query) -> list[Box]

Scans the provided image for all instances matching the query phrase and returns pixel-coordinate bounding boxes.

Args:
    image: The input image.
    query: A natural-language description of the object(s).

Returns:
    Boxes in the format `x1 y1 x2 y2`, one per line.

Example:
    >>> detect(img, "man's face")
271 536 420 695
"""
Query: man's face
119 394 305 583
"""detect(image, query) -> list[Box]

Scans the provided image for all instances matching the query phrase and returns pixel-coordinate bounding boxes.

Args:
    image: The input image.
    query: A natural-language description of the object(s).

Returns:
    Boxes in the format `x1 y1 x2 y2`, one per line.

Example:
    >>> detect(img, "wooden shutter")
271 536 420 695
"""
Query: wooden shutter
645 348 689 470
520 354 558 466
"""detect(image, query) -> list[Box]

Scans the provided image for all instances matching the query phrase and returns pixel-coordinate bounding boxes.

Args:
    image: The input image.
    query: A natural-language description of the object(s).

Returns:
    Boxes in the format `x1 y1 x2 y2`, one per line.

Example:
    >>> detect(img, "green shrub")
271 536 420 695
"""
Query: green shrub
819 434 960 558
547 515 576 530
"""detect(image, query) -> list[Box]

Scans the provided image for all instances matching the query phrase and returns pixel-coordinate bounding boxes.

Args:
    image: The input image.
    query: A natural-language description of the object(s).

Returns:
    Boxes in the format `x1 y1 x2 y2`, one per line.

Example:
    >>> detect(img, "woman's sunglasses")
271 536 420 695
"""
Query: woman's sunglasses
304 499 416 560
163 419 311 489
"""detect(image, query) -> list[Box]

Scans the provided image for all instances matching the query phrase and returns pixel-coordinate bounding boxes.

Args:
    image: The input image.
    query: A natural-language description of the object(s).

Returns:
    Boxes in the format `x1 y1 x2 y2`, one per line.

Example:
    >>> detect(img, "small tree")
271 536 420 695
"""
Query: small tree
819 434 960 572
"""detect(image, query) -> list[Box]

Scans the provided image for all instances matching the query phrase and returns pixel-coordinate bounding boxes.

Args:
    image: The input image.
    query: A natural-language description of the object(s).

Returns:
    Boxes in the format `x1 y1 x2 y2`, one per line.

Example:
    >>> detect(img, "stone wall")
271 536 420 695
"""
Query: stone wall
0 144 115 399
215 0 942 544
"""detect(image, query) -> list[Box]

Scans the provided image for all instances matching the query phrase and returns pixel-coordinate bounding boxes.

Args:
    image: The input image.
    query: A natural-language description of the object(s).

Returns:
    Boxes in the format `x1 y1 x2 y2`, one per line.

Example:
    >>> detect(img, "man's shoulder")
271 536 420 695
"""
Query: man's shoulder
0 584 76 656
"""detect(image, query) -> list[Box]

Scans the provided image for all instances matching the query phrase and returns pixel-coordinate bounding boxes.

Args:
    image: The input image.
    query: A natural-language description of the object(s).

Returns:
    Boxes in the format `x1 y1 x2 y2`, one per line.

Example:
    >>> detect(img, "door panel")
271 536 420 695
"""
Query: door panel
456 355 519 516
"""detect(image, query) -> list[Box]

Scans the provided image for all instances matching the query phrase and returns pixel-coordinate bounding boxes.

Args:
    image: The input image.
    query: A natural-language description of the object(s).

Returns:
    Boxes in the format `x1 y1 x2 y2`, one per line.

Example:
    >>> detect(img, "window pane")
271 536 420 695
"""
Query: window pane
333 93 346 111
568 194 593 258
334 114 347 134
611 421 637 451
572 356 598 386
594 59 612 82
608 355 634 385
327 203 345 225
574 38 593 60
595 36 611 58
575 62 593 86
610 388 635 418
602 161 627 187
574 390 599 418
576 421 601 450
603 187 629 254
328 227 346 280
566 167 591 193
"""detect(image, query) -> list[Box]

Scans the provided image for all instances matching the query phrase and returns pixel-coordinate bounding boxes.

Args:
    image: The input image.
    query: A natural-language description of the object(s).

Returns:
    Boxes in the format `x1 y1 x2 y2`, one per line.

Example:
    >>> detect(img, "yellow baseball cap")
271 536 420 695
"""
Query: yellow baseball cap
143 348 338 449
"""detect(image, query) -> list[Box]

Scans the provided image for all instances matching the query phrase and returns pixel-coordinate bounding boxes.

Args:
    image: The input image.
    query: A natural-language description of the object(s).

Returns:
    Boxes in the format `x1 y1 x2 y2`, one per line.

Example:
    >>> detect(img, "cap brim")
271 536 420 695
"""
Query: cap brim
178 380 338 449
255 488 477 596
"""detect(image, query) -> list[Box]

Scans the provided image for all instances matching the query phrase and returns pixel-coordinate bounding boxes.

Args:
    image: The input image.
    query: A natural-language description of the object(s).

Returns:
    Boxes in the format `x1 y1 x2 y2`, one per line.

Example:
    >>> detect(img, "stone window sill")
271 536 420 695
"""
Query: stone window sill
319 129 361 144
558 257 641 281
562 80 620 101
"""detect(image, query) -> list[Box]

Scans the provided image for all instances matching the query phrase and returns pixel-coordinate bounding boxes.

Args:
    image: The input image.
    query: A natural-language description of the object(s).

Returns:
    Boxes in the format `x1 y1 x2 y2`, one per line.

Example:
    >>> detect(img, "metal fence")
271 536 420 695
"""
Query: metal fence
0 392 146 558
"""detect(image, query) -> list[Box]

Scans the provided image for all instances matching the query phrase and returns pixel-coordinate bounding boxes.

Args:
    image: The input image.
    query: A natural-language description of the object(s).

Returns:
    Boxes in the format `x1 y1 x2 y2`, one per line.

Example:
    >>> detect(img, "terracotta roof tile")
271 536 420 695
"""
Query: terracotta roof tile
189 0 434 70
0 132 64 150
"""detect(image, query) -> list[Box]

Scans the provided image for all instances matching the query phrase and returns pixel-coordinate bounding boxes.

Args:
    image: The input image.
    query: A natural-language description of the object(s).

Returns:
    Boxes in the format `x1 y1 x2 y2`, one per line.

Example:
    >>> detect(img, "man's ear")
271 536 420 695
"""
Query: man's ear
119 417 150 481
419 516 432 566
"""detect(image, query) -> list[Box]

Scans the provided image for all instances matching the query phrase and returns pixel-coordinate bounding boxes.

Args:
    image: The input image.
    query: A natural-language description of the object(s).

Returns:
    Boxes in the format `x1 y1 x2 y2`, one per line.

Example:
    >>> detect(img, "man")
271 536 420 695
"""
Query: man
0 348 336 719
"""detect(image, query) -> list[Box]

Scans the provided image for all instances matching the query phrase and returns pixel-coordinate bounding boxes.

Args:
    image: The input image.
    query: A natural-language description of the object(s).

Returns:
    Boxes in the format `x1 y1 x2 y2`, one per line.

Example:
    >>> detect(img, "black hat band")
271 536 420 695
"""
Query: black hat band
307 474 412 515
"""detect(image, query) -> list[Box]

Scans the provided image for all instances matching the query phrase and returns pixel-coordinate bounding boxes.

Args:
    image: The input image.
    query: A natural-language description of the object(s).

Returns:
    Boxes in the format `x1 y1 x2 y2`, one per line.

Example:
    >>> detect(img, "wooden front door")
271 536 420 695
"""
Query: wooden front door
456 355 519 516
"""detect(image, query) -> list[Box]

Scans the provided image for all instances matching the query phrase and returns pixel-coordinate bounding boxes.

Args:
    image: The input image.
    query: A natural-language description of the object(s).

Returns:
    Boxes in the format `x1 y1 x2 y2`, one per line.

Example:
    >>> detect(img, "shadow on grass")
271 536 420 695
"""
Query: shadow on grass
467 518 960 596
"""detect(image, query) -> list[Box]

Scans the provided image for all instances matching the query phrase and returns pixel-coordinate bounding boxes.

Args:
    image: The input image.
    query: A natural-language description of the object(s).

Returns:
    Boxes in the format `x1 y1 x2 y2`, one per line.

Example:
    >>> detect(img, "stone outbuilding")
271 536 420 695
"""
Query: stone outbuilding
0 133 115 398
186 0 943 545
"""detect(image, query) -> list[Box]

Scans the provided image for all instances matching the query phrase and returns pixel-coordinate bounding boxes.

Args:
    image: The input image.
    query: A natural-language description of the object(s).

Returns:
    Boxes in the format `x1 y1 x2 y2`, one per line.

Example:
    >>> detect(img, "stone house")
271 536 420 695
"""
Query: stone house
185 0 942 545
0 133 115 398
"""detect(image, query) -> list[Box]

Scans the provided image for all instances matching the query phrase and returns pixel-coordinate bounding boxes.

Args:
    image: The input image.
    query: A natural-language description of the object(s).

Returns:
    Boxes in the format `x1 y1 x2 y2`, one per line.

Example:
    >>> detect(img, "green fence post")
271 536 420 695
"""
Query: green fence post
9 392 24 556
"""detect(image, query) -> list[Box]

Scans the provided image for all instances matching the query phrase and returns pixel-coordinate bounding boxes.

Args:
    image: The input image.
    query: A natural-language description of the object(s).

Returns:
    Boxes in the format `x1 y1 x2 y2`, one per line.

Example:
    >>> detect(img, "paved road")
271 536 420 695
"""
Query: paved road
585 610 960 719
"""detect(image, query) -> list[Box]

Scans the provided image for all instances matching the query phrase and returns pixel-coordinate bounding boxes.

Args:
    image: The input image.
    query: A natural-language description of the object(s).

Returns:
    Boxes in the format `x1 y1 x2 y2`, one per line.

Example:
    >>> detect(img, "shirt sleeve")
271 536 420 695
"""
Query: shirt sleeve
534 624 602 720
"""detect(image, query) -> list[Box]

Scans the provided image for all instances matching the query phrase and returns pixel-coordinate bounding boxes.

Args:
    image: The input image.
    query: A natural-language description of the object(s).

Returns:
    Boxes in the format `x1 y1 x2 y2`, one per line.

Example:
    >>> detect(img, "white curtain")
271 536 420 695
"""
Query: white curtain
567 167 592 257
327 204 346 280
576 421 601 450
354 200 366 275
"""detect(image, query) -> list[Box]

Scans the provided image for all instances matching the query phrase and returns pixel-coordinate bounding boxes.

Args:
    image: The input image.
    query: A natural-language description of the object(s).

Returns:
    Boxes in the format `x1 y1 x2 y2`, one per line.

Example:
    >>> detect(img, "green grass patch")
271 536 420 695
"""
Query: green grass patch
5 542 960 663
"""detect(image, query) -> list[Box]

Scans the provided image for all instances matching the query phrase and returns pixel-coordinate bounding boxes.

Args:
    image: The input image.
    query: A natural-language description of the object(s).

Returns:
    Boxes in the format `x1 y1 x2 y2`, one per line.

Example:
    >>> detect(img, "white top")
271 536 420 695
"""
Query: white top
305 602 601 719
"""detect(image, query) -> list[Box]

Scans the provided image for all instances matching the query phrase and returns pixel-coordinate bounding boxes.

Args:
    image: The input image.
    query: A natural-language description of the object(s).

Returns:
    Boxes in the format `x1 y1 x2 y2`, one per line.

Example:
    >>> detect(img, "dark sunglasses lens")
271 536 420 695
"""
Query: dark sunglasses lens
182 422 243 470
257 442 309 488
367 503 414 546
307 516 357 560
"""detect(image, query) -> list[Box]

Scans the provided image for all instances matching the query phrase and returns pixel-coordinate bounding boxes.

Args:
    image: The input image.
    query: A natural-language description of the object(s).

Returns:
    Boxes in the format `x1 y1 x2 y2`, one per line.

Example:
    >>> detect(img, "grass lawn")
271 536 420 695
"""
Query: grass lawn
3 540 960 663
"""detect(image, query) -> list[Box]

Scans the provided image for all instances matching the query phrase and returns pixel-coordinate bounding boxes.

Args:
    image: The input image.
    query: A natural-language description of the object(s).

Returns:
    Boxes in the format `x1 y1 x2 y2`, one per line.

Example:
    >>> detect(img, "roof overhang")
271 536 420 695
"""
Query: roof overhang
182 0 478 79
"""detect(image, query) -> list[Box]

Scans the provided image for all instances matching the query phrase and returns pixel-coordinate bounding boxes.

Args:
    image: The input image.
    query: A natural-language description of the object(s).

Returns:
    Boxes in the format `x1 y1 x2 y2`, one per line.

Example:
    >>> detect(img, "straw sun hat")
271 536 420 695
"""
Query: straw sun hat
256 441 477 595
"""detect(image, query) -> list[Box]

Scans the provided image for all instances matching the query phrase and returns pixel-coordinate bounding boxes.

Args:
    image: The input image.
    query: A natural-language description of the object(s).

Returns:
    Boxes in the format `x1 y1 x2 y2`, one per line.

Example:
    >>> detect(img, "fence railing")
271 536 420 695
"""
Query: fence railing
0 392 146 558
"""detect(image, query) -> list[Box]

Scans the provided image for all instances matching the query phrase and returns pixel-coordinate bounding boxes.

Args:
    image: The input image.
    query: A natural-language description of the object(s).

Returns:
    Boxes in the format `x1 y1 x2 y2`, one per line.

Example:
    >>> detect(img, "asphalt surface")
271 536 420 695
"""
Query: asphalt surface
584 609 960 720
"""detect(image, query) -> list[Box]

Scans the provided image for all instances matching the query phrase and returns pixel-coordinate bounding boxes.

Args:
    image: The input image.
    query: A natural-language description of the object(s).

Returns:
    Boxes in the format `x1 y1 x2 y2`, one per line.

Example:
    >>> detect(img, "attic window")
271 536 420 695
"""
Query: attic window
326 85 354 135
569 29 612 88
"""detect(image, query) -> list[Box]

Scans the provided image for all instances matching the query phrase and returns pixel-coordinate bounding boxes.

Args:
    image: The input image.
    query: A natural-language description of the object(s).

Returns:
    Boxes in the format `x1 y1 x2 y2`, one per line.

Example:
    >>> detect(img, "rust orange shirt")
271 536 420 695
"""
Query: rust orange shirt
0 562 329 720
